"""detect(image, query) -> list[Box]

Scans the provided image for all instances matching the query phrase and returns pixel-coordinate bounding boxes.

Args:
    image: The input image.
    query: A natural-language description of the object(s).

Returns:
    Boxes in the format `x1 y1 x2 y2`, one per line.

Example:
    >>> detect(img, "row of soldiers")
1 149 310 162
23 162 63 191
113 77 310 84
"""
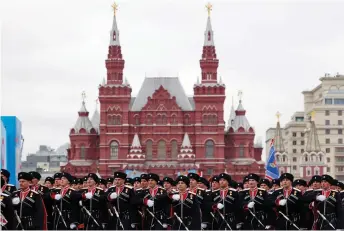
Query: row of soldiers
1 168 344 230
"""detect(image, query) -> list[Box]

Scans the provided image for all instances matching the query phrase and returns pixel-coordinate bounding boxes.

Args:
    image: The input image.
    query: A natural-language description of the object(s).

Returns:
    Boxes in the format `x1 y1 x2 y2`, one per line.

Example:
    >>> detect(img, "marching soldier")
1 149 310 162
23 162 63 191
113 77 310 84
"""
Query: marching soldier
309 174 344 230
11 172 48 230
137 173 170 230
125 178 134 187
44 177 55 189
50 172 81 230
309 175 322 190
243 176 250 189
79 173 107 230
198 177 210 190
259 178 271 191
293 179 307 194
140 173 149 190
239 173 269 230
211 173 240 230
53 172 62 188
162 176 175 193
1 169 16 196
271 173 303 230
133 177 141 191
170 175 201 230
106 177 114 190
0 176 15 230
210 175 220 191
98 178 107 190
106 171 137 230
30 171 50 195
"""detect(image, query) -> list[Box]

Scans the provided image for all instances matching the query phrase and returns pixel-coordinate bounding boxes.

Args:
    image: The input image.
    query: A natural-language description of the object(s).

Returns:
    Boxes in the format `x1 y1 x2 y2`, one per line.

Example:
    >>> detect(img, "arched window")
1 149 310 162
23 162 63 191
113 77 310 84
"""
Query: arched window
80 145 86 159
146 140 153 160
282 156 286 162
158 140 166 160
205 140 214 158
171 140 178 159
110 141 119 159
202 115 208 124
184 115 190 125
171 115 177 124
146 115 152 125
162 115 167 124
239 144 244 157
135 116 140 125
107 115 112 125
314 167 320 175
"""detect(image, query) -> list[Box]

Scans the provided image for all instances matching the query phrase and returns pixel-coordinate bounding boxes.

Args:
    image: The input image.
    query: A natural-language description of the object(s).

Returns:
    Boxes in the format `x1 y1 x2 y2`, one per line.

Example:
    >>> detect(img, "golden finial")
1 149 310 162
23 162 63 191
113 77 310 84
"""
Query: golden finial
276 111 281 122
205 2 212 16
310 110 316 121
81 91 86 102
111 2 118 16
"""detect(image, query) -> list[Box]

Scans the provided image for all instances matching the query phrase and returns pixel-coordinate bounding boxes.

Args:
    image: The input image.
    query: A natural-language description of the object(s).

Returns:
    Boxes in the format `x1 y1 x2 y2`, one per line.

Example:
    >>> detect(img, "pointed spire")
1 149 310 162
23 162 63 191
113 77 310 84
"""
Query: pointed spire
228 104 235 126
91 99 100 132
110 2 120 46
129 133 142 153
229 93 253 132
181 133 192 148
102 77 106 86
274 114 285 153
178 133 194 158
72 92 95 134
204 16 215 46
306 113 321 152
197 76 200 84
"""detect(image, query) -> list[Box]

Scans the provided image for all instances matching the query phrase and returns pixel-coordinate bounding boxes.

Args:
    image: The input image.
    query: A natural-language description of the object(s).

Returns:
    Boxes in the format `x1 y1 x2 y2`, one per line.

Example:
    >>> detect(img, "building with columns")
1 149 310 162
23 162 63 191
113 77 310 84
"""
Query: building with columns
266 73 344 181
62 6 265 180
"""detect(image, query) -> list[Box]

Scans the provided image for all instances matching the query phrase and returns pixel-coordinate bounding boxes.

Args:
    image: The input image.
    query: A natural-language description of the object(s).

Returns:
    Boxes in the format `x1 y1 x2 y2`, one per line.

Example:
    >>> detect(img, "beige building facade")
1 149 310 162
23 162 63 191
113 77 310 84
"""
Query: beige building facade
266 73 344 181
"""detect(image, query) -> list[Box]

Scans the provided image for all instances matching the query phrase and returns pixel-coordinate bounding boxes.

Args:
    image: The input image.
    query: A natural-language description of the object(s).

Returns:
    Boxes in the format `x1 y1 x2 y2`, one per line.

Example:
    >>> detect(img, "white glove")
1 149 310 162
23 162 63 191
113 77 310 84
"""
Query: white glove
172 194 180 201
70 223 76 229
217 203 224 210
201 223 207 229
279 199 287 206
110 192 118 199
236 223 243 229
147 199 154 207
248 201 255 209
316 195 326 201
54 194 62 201
162 223 168 229
85 192 93 199
265 225 271 229
12 197 20 205
131 224 136 228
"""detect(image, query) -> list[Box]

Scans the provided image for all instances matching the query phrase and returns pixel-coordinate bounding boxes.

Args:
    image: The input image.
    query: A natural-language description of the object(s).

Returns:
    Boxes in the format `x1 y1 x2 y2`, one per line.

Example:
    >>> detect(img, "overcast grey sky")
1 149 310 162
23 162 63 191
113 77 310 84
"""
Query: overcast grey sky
1 0 344 160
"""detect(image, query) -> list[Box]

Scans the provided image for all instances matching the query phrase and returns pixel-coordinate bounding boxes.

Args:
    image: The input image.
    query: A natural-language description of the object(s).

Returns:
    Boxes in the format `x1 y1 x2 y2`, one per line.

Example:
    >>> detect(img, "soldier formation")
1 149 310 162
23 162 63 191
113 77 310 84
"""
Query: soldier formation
1 168 343 230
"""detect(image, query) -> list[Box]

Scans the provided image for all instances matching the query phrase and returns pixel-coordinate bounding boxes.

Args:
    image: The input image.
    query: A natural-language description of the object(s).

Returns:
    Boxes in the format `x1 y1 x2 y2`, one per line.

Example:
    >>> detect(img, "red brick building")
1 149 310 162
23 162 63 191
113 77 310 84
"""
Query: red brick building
62 10 265 181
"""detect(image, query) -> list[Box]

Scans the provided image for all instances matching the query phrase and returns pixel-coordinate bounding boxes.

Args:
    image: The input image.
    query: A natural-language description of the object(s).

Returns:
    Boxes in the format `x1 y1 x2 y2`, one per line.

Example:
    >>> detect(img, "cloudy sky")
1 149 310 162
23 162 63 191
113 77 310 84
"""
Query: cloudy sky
1 0 344 160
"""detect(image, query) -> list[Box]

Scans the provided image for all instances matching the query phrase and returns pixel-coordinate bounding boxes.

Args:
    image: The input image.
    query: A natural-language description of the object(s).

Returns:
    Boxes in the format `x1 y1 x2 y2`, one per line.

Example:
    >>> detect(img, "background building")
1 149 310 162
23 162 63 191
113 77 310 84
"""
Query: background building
266 73 344 181
21 144 68 179
0 116 23 185
63 8 265 180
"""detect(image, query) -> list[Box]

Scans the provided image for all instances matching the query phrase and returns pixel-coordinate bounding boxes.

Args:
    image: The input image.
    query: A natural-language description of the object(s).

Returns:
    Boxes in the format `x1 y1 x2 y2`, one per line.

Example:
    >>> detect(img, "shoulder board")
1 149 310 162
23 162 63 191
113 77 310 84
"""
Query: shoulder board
258 188 266 191
205 189 211 192
96 187 104 190
306 189 314 191
54 187 61 190
229 188 237 191
158 187 166 190
197 188 205 191
243 188 250 191
340 190 344 193
13 190 20 193
189 191 196 195
135 188 142 190
276 188 283 191
212 189 220 192
293 188 301 192
6 184 14 186
125 185 133 189
331 189 339 192
68 188 75 191
315 189 322 192
1 193 9 197
30 190 39 194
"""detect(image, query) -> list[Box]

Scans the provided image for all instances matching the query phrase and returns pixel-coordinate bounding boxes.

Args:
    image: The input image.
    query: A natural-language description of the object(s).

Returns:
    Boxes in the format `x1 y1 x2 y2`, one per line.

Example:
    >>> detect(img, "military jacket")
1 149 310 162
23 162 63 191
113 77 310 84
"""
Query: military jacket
1 184 16 196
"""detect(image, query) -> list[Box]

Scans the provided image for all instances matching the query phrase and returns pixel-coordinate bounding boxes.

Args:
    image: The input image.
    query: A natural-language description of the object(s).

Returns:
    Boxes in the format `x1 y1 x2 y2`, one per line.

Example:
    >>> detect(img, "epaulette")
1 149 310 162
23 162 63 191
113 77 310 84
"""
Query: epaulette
205 189 211 192
275 187 283 191
96 187 104 190
258 188 266 191
331 189 339 192
125 185 133 189
306 189 314 192
229 188 237 191
189 191 196 195
158 187 166 190
293 188 301 192
0 192 9 197
197 188 205 191
135 188 142 190
314 189 322 192
13 190 20 193
243 188 250 191
30 190 39 194
212 189 220 192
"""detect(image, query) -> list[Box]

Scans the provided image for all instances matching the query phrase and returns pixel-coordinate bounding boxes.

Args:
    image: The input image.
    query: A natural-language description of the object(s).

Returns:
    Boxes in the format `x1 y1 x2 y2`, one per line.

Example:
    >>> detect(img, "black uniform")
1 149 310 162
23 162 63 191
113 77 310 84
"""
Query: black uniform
79 187 108 230
0 192 15 230
12 189 47 230
239 187 270 229
189 187 212 227
271 187 303 230
32 184 53 229
106 185 137 230
211 187 240 230
51 186 81 230
138 186 170 230
311 189 344 230
1 184 17 196
170 191 201 230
